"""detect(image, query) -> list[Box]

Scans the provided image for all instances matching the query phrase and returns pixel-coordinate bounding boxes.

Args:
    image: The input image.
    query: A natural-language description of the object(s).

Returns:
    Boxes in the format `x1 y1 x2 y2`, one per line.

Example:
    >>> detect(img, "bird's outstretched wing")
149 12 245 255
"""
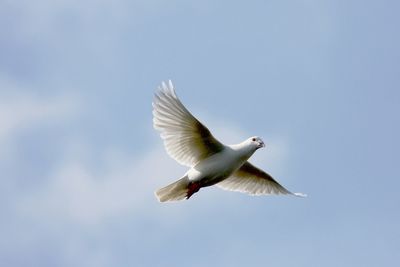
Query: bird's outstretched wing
217 162 306 196
153 80 224 167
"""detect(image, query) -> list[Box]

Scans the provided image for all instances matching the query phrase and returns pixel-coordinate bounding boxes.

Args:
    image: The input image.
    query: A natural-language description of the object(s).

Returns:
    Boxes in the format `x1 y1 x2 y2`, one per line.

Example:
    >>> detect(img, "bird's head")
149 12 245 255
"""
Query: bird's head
248 136 265 149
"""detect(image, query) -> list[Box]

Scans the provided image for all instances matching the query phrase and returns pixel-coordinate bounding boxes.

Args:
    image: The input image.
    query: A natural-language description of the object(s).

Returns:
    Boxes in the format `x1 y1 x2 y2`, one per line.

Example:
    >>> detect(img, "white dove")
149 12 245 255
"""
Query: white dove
153 80 305 202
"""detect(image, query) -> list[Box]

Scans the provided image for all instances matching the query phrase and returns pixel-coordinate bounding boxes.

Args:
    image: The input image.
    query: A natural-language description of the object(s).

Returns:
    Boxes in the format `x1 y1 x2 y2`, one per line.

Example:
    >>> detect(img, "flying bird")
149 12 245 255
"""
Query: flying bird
153 80 305 202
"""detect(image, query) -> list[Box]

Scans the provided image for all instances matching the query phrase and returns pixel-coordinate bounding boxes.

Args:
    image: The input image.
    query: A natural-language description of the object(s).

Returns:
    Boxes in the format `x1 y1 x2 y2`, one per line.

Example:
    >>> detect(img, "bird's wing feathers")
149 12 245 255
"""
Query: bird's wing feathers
153 80 224 167
217 162 306 197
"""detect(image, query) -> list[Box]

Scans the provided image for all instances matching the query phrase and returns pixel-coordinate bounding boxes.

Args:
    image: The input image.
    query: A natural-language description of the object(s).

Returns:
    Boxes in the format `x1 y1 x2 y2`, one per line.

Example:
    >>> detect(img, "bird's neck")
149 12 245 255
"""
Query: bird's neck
229 142 257 160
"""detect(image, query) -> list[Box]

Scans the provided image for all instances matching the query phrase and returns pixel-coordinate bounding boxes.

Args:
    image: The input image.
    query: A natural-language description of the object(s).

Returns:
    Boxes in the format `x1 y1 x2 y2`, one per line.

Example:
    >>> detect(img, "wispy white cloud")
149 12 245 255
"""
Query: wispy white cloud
0 76 80 142
0 76 81 174
16 146 185 225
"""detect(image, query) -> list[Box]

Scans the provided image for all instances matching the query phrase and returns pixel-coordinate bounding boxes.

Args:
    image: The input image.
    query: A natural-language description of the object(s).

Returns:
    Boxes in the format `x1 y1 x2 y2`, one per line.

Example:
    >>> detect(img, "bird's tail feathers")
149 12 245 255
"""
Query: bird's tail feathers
155 176 189 202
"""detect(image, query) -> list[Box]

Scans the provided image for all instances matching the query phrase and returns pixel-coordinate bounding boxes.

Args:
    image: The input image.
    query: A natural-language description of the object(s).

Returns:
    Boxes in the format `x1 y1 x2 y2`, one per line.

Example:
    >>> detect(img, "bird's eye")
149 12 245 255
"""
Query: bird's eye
252 138 256 142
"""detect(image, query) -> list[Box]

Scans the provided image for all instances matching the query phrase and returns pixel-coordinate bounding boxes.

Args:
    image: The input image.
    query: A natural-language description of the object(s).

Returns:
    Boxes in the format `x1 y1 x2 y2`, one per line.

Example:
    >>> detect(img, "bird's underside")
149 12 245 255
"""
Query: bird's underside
152 80 306 202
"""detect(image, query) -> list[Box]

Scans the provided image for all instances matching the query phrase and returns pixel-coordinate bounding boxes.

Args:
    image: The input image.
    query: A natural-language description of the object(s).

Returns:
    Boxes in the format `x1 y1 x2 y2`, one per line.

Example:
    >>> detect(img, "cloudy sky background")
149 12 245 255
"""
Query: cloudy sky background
1 0 399 266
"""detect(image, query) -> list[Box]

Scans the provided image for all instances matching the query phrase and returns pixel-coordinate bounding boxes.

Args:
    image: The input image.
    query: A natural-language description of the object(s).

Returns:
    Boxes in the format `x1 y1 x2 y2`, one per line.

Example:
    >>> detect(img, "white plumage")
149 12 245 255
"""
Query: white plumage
153 80 306 202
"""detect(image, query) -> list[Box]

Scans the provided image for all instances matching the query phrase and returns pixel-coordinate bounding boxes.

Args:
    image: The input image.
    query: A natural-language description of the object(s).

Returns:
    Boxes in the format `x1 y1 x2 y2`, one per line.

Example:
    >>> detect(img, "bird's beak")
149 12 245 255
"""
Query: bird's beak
259 141 265 148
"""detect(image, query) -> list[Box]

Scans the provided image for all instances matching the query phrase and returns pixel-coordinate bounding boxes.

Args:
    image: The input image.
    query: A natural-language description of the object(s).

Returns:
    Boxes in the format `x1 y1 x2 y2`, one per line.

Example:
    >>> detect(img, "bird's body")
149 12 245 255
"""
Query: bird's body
188 140 258 186
153 80 305 202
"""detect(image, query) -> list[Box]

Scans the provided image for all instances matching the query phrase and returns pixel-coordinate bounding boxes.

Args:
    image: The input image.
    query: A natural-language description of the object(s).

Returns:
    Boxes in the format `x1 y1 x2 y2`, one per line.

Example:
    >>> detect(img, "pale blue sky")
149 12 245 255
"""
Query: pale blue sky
1 0 399 266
